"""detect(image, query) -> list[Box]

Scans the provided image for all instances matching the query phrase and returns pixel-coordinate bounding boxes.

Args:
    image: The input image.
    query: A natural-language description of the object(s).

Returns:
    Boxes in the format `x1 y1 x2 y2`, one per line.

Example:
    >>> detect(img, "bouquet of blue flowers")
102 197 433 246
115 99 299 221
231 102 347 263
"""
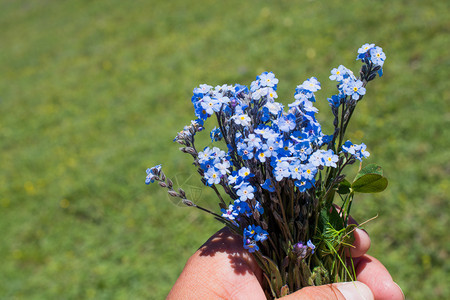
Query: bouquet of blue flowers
146 44 387 298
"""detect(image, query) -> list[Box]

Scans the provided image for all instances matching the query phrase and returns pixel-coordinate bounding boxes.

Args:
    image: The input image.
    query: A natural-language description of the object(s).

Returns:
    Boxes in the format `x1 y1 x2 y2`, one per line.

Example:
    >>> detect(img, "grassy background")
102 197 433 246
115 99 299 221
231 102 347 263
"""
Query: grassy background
1 0 448 299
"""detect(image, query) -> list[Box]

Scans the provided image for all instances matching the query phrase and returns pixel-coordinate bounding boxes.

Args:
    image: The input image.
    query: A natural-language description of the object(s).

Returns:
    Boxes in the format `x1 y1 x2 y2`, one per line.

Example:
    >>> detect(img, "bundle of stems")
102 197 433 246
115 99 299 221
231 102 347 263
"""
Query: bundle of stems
146 44 387 298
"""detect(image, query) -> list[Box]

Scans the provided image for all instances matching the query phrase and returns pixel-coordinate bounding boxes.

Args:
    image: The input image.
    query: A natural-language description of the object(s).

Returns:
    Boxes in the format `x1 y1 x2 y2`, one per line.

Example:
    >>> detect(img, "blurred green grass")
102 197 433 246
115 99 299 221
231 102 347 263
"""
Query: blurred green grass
0 0 448 299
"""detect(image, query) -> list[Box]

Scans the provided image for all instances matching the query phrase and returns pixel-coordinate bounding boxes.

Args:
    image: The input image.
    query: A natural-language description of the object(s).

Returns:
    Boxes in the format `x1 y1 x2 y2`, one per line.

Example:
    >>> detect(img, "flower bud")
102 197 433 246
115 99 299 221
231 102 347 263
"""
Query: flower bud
159 182 167 188
182 199 194 206
167 190 179 197
184 147 196 155
167 178 173 189
293 242 308 258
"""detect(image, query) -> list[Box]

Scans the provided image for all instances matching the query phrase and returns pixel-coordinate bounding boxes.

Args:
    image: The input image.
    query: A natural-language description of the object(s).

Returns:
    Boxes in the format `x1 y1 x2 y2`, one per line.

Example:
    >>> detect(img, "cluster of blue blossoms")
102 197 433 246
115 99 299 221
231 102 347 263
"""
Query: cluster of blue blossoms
146 44 385 254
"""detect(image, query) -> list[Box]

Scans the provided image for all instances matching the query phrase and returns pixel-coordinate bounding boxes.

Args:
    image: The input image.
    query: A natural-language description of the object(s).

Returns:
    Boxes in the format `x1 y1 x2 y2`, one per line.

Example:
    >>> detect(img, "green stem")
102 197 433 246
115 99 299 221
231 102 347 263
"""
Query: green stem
211 184 226 206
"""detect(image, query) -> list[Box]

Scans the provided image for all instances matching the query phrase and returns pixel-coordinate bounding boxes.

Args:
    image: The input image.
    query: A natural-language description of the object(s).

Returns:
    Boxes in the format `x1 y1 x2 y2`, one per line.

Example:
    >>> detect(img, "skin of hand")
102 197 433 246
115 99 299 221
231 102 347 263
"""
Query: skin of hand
167 227 404 300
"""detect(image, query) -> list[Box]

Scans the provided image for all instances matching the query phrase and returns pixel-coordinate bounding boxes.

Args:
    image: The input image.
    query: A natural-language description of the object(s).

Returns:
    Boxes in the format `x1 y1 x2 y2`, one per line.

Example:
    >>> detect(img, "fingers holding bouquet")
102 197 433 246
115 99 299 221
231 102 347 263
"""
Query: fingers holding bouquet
168 226 403 300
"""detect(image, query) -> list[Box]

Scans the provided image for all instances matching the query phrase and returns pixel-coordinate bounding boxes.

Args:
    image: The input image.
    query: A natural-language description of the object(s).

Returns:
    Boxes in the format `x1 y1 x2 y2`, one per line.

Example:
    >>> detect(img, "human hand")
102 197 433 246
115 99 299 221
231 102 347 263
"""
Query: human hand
167 227 404 299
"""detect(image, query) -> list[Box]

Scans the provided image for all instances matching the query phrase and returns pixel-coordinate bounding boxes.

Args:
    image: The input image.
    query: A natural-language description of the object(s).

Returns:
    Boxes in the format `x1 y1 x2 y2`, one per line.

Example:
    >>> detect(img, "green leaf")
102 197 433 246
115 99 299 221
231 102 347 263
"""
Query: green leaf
324 188 336 207
261 255 283 295
319 206 344 234
311 266 330 286
354 163 383 182
329 206 344 231
337 179 351 194
352 174 388 193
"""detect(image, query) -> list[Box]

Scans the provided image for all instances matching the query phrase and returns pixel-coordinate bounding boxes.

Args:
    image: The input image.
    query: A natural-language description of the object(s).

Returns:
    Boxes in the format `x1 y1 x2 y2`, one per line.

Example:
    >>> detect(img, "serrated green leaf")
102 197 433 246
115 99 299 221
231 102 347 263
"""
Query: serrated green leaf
354 164 383 182
352 174 388 193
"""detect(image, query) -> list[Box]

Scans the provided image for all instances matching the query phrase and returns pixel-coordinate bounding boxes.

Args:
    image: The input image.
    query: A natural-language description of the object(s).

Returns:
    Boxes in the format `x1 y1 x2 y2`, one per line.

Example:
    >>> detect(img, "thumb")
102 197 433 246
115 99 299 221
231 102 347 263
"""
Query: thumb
281 282 373 300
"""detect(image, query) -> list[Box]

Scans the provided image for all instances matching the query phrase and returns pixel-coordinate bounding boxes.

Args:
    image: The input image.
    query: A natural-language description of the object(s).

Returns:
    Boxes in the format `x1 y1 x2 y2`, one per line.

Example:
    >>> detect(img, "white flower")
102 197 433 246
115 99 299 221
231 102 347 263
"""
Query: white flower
232 114 251 126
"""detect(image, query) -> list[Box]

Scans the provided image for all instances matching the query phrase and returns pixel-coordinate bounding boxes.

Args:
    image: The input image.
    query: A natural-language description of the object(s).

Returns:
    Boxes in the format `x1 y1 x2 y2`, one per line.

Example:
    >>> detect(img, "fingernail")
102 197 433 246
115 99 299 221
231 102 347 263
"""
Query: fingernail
336 282 374 300
393 282 405 300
